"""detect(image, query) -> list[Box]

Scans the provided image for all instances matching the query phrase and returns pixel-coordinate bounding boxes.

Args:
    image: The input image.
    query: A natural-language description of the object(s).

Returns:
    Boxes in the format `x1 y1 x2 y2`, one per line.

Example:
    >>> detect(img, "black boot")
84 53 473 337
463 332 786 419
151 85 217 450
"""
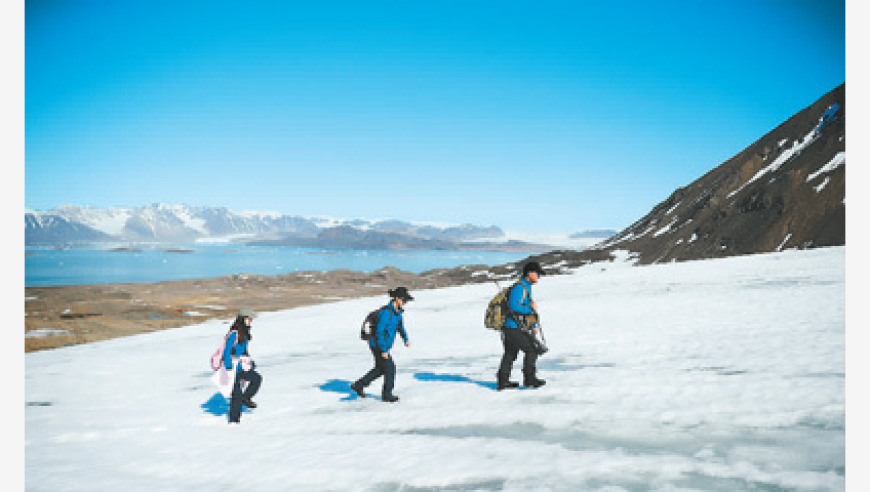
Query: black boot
497 381 520 391
242 398 257 408
523 370 546 388
496 369 519 391
350 382 366 398
382 394 399 403
524 377 546 388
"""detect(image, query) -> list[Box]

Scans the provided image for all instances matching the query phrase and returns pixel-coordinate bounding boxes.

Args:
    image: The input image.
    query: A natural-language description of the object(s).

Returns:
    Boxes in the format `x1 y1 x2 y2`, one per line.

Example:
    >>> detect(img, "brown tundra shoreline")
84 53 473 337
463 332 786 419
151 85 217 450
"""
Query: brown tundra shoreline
24 246 602 353
23 264 505 353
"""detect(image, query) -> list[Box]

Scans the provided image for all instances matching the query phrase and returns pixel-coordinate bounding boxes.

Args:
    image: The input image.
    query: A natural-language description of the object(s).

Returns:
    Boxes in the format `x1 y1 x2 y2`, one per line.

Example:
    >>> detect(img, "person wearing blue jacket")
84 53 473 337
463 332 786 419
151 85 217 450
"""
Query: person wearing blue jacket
497 262 546 390
225 309 263 423
351 287 413 402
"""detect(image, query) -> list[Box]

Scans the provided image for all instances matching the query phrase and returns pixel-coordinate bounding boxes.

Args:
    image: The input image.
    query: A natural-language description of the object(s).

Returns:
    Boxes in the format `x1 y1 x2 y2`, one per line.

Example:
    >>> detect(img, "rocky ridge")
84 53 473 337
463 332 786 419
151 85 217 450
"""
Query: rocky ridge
521 83 845 272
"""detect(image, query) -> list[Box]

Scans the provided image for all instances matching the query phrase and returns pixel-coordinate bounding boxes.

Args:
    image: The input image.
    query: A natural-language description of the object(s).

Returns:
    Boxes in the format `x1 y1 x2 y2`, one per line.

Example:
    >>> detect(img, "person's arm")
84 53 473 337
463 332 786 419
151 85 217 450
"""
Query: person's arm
398 319 410 346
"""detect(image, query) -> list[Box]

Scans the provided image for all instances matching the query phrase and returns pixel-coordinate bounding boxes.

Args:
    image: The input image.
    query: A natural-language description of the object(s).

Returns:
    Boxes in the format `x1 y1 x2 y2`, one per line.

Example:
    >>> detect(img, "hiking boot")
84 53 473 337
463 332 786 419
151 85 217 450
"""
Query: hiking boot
350 382 366 398
497 381 520 391
382 395 400 403
524 378 546 388
242 398 257 408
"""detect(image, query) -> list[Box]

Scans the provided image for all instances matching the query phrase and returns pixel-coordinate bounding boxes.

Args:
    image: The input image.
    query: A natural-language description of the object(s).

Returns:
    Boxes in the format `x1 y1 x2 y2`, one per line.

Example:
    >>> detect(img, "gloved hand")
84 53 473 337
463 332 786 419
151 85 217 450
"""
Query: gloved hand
240 356 255 371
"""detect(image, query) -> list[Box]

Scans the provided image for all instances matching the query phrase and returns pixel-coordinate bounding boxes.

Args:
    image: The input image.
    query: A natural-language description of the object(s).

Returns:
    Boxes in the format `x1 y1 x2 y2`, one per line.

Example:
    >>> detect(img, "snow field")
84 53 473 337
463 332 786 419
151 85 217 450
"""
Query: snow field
25 247 845 491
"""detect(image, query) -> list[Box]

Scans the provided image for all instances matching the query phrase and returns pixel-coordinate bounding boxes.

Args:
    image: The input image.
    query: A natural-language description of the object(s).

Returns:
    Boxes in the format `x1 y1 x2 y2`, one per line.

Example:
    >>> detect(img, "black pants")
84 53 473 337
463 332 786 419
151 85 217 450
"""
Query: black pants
229 369 262 423
356 344 396 398
497 328 538 384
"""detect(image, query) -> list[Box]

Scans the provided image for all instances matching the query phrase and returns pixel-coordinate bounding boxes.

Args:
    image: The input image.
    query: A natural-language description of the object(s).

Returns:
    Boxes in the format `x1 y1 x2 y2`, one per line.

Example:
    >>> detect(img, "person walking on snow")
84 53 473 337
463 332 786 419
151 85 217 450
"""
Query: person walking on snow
225 309 263 423
351 287 413 402
497 261 547 390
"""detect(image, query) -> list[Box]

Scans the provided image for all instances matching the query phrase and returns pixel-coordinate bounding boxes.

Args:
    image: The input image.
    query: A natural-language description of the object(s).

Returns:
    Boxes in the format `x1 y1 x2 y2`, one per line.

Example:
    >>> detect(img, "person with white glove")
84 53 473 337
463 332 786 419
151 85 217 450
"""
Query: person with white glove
224 309 263 423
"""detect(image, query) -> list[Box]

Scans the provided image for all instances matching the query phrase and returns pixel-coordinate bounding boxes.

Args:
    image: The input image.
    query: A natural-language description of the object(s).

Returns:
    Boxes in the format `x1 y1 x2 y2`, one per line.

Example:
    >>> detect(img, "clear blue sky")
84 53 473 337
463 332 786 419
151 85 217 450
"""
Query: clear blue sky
25 0 845 234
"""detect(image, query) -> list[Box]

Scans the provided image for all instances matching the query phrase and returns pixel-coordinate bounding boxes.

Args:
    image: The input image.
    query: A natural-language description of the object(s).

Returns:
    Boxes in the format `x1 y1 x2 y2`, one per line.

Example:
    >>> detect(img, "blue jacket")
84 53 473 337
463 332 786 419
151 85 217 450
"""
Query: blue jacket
369 302 409 353
223 331 249 372
503 278 535 329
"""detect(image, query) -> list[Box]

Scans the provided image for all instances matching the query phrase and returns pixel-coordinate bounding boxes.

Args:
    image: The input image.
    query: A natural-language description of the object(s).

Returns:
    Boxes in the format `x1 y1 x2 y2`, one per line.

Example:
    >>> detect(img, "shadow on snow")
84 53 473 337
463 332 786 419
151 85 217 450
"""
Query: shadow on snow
318 373 506 403
319 379 360 401
413 372 499 391
200 392 251 416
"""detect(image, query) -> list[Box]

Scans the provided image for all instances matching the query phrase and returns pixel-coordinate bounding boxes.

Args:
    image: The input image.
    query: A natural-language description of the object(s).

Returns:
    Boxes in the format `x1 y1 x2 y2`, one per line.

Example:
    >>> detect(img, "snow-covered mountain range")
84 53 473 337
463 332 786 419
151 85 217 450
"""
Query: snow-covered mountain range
25 204 587 251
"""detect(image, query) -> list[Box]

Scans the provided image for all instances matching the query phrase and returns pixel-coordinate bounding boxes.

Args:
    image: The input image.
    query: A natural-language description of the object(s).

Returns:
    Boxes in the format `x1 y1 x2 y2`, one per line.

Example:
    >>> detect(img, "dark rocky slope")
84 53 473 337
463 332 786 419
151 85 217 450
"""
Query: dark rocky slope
511 83 845 274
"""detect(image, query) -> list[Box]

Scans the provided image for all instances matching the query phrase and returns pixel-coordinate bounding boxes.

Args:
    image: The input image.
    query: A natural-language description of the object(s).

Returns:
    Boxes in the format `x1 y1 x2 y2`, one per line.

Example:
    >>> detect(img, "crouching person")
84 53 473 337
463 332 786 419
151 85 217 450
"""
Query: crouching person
351 287 413 402
226 309 263 423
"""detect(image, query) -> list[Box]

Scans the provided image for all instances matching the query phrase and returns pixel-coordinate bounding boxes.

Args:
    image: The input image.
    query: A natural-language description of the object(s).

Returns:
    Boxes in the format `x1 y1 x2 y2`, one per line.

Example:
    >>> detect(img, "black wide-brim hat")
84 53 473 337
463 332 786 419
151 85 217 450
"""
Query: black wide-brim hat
389 286 414 301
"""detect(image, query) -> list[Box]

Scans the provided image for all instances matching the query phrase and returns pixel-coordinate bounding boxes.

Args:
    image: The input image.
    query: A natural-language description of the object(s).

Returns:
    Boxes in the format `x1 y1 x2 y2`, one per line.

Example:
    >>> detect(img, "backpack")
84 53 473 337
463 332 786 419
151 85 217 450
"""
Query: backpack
484 282 530 330
209 330 237 371
360 306 385 341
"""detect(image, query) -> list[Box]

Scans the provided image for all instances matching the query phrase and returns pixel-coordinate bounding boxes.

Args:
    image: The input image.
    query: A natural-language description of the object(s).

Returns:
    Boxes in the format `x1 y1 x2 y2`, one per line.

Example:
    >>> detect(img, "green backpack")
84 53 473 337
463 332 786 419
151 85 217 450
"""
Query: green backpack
484 282 533 330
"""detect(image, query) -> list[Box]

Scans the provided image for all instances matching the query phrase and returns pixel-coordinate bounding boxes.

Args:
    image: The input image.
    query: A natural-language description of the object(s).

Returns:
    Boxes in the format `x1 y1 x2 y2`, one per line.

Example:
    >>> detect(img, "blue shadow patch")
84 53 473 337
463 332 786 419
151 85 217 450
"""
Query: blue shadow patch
319 379 359 401
200 392 251 416
414 372 499 391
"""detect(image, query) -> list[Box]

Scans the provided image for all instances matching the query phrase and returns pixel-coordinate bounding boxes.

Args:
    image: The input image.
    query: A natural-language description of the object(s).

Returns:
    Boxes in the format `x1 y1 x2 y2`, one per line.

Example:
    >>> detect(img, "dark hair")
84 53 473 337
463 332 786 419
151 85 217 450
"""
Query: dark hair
522 261 544 278
230 315 252 343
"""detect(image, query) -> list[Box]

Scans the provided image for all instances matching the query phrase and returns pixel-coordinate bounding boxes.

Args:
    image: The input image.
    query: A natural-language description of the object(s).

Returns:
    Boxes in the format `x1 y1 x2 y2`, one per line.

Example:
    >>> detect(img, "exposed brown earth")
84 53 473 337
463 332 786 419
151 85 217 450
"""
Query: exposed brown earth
613 84 845 263
521 84 845 270
24 264 525 352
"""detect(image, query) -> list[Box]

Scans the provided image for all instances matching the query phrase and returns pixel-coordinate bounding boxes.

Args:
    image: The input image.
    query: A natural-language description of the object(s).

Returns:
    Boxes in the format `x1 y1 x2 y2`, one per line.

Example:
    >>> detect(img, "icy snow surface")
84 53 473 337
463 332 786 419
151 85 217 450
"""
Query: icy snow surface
25 247 845 491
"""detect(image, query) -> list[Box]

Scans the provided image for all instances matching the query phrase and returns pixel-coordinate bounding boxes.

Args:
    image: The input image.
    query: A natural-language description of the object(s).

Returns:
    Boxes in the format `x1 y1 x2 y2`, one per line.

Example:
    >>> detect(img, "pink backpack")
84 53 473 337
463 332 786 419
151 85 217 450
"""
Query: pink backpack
209 330 237 371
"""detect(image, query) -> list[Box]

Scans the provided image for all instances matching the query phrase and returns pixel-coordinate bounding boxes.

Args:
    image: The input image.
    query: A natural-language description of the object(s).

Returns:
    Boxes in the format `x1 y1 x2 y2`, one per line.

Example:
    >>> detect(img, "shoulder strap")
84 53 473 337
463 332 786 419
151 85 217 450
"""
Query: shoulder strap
505 282 532 327
512 281 529 304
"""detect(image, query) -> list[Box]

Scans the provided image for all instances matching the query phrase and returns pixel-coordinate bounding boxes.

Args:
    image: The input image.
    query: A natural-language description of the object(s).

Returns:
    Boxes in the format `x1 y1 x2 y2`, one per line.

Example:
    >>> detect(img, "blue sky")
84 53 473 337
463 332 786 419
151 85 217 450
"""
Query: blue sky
24 0 845 234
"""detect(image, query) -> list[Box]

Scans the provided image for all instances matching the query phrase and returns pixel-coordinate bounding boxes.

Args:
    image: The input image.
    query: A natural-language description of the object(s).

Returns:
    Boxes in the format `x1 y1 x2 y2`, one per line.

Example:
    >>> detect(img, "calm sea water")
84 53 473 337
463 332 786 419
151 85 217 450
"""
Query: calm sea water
25 245 533 286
